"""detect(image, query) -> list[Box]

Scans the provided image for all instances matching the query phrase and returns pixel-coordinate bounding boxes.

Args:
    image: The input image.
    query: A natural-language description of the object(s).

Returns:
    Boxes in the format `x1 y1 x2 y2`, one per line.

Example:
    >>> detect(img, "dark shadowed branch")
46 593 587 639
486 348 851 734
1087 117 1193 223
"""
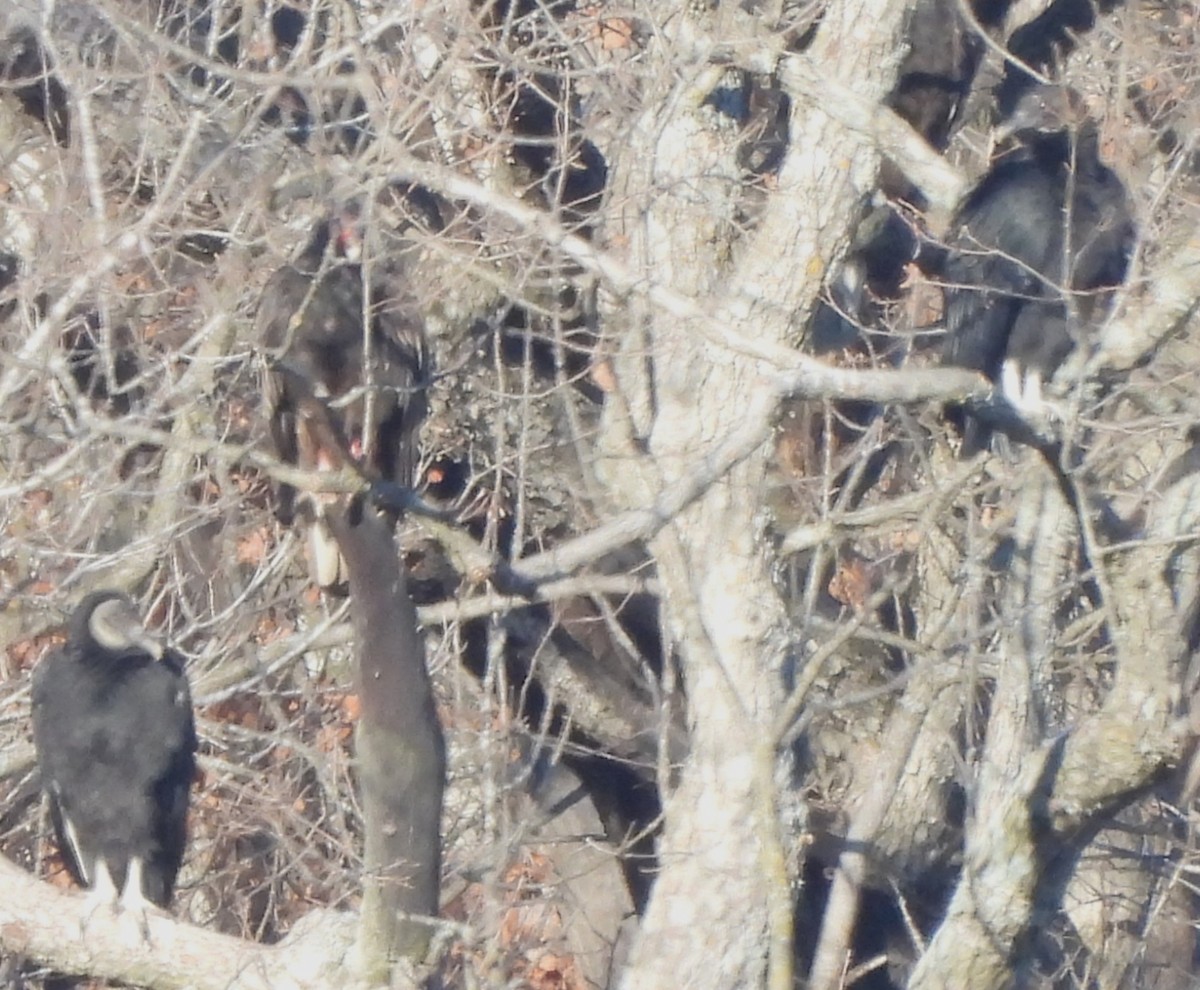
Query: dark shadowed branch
328 497 445 980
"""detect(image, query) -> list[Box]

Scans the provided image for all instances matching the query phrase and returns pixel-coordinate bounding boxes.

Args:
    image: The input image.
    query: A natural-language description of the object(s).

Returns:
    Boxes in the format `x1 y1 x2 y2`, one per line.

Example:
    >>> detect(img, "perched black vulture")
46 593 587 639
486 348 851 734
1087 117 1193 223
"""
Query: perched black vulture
811 0 1000 354
257 206 430 593
0 24 70 143
941 84 1135 454
60 309 143 415
0 251 17 323
882 0 999 199
31 591 196 930
995 0 1127 118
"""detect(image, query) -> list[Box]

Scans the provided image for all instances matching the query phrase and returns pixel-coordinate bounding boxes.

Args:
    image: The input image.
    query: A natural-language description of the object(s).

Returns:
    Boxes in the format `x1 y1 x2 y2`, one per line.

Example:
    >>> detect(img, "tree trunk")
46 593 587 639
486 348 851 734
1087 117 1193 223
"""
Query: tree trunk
329 498 446 980
596 3 914 986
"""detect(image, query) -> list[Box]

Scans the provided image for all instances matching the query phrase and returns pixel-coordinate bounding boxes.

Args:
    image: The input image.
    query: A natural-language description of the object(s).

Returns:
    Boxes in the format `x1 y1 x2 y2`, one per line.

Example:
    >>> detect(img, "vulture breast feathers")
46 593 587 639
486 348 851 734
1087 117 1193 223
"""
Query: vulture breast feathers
940 85 1135 454
257 206 430 593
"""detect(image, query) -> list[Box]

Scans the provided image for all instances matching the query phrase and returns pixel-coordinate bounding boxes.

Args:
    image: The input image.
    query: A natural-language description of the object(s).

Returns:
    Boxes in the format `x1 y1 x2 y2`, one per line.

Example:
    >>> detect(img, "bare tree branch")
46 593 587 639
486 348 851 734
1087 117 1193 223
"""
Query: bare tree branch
0 855 371 990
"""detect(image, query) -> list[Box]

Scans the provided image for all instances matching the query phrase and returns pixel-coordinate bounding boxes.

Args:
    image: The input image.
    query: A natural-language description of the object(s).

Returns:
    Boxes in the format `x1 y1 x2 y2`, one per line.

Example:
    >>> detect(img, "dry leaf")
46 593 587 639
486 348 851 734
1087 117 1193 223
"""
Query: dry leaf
237 527 271 566
828 557 872 609
599 18 633 50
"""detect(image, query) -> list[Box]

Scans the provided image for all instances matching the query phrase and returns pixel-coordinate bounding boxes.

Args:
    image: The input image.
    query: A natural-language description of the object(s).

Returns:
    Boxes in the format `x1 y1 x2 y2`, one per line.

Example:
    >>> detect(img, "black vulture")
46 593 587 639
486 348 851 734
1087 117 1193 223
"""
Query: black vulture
0 251 17 323
257 206 430 594
940 84 1136 454
995 0 1127 118
31 591 196 931
882 0 1000 200
0 25 70 143
811 0 1000 356
60 309 143 415
250 3 373 154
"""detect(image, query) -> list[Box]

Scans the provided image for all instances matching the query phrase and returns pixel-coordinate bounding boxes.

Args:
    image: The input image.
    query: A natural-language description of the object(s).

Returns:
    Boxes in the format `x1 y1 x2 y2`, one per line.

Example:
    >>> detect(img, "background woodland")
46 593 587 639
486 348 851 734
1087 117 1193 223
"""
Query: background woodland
0 0 1199 988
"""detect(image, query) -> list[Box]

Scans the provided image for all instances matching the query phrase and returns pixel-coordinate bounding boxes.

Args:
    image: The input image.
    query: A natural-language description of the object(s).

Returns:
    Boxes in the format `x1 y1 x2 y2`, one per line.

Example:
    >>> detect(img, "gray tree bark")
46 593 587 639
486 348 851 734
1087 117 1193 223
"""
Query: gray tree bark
594 3 914 987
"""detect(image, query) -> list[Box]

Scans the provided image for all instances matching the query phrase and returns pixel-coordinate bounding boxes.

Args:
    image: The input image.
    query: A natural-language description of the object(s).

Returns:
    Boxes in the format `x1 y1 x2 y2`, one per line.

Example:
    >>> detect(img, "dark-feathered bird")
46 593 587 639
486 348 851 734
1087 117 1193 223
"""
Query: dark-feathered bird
994 0 1125 119
811 0 998 355
941 84 1135 454
31 591 196 930
0 25 70 142
883 0 997 198
257 206 430 593
0 251 17 323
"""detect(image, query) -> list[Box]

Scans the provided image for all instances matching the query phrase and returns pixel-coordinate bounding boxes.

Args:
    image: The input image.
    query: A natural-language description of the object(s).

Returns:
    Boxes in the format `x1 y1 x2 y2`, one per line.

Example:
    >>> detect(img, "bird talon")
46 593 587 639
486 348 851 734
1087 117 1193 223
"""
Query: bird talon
113 906 154 948
940 84 1134 455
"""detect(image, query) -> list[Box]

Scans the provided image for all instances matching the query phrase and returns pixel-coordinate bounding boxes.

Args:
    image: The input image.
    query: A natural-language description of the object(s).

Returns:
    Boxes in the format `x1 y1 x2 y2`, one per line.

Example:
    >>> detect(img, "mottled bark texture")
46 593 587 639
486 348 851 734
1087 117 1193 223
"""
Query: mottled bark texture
595 3 913 988
906 457 1200 990
0 854 363 990
329 498 446 979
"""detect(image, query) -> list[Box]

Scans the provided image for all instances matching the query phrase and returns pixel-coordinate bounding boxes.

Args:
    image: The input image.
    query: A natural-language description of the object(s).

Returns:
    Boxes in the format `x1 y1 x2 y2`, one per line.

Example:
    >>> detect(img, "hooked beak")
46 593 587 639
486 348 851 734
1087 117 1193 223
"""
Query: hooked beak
90 596 165 660
136 630 165 661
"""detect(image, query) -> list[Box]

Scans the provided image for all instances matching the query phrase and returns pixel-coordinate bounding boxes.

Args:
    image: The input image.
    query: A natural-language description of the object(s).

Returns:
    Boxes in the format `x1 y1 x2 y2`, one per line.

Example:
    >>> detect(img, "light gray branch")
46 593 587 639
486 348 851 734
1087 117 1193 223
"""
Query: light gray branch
0 855 373 990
